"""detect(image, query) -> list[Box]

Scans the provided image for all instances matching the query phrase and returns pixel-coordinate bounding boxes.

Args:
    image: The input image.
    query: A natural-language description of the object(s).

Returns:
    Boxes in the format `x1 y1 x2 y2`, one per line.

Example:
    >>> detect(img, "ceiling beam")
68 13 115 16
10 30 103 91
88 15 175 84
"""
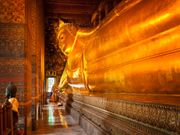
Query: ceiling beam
46 0 101 5
46 3 97 14
47 2 98 6
46 13 91 20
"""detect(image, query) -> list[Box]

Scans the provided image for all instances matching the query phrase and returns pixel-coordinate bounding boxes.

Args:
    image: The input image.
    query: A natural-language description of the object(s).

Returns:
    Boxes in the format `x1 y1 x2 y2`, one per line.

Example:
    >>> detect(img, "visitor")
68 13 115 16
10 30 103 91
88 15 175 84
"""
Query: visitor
5 82 19 134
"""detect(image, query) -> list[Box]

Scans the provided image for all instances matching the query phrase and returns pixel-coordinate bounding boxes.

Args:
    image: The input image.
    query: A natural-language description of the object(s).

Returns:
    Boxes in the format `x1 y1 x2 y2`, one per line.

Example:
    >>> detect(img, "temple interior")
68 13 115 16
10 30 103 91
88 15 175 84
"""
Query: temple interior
0 0 179 135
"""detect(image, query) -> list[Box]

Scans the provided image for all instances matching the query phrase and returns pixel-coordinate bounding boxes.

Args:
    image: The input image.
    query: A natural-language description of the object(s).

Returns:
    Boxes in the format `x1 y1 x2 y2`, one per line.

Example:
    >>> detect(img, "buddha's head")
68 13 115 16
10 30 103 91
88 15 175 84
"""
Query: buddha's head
58 22 78 56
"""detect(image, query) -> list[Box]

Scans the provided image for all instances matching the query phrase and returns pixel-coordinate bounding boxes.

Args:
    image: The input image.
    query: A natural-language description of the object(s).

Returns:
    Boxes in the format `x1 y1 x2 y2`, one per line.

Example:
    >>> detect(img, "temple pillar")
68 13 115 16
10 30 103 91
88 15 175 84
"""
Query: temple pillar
28 0 45 131
0 0 44 134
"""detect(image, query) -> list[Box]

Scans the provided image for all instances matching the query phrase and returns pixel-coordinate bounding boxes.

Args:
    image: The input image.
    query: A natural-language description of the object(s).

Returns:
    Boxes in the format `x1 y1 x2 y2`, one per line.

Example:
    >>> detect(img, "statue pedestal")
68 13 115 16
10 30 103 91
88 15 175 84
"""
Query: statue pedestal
60 91 179 135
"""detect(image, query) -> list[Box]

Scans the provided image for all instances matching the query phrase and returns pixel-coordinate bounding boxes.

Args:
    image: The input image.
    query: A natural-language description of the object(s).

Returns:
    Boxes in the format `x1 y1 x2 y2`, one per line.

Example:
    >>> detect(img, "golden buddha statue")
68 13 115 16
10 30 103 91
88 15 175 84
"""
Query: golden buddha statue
58 0 180 102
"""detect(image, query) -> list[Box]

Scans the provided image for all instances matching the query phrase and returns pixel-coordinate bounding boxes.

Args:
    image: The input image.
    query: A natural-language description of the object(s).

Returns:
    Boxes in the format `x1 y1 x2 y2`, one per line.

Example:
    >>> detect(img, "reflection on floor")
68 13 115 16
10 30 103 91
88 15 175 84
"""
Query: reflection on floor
32 103 87 135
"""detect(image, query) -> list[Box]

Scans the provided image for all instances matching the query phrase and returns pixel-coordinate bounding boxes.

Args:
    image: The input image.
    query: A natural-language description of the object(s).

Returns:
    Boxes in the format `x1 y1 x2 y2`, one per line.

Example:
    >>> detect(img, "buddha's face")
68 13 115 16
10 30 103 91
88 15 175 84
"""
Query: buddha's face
58 27 75 56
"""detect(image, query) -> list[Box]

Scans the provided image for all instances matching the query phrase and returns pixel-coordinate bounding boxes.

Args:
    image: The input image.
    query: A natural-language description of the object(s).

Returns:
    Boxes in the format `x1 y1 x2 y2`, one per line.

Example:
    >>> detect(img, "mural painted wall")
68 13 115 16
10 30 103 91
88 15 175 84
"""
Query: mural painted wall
45 19 66 77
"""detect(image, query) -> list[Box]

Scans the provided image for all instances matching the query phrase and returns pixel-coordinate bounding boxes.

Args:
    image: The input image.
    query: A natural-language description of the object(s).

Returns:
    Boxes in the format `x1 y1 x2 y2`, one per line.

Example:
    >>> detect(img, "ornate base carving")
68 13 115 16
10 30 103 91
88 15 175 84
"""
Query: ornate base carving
61 93 179 135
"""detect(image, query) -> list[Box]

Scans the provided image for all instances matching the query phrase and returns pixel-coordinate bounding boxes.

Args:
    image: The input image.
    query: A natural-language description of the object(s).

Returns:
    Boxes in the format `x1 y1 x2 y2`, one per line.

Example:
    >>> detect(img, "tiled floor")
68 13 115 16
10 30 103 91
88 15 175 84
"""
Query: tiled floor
32 103 87 135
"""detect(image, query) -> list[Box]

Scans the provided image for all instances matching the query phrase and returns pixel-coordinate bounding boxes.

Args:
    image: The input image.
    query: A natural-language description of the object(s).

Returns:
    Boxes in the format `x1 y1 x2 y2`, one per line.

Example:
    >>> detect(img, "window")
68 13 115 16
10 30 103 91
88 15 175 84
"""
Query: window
47 77 55 92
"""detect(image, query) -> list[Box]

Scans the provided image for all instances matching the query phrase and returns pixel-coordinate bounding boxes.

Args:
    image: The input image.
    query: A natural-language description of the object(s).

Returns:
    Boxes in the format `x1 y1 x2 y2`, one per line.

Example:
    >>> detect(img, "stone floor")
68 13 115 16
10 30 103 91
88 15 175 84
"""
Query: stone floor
32 103 87 135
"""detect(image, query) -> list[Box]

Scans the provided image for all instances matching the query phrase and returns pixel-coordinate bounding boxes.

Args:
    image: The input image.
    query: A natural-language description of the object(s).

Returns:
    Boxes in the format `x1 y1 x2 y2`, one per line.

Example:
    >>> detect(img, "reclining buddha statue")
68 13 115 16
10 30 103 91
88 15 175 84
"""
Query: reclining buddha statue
58 0 180 103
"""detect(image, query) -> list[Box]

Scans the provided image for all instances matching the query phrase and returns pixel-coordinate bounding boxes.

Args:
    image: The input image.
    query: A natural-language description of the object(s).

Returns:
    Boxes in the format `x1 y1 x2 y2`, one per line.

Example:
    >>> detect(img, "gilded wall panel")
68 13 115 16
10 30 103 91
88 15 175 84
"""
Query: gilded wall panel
0 0 25 23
